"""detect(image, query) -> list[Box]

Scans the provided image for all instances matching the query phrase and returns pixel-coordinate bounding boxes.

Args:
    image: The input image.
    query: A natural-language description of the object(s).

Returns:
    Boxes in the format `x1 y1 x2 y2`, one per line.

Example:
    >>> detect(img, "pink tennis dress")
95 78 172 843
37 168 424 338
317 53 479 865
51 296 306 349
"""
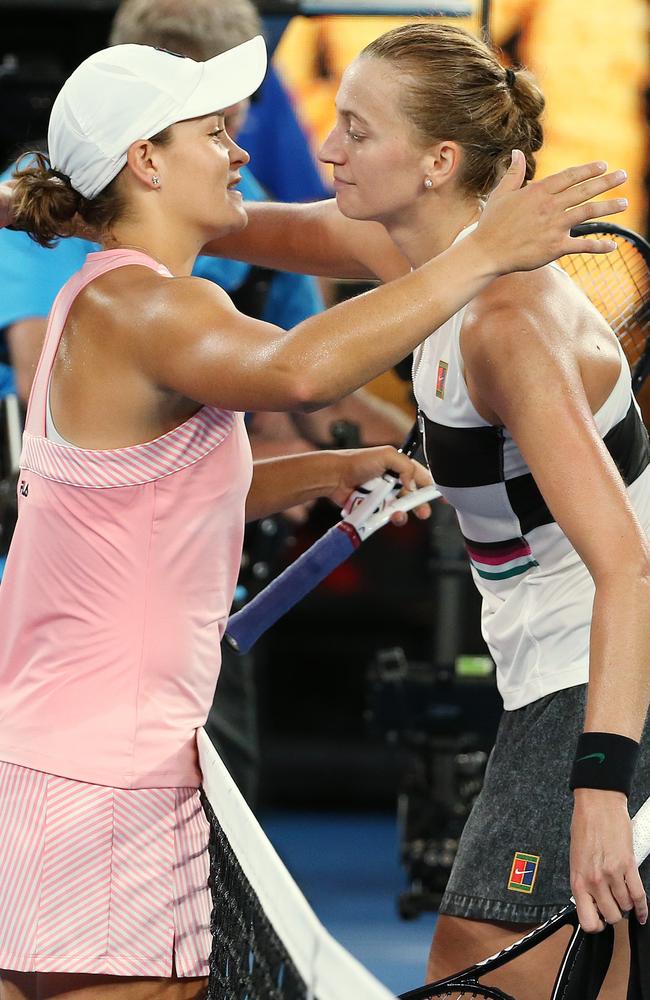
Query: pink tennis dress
0 249 253 975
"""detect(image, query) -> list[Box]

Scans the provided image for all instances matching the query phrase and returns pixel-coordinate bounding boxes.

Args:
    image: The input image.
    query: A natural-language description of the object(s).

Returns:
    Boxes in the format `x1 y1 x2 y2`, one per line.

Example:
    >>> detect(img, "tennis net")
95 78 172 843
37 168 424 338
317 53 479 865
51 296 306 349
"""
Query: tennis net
198 728 397 1000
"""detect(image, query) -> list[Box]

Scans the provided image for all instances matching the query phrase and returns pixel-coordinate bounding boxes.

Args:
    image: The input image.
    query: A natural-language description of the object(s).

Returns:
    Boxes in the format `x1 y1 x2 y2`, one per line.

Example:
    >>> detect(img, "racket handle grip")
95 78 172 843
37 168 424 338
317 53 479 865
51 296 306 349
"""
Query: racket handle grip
225 523 360 654
633 796 650 866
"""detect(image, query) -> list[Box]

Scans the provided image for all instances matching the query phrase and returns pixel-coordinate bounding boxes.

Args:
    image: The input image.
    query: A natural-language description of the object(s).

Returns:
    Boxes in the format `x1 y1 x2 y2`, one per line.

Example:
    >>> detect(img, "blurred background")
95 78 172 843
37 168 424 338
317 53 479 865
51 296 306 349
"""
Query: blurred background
0 0 648 992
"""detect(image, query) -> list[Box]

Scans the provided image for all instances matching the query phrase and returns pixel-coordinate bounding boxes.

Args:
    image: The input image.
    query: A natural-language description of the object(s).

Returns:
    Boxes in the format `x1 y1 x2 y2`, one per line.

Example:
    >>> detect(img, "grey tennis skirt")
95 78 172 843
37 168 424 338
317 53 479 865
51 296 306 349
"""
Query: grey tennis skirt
439 683 650 924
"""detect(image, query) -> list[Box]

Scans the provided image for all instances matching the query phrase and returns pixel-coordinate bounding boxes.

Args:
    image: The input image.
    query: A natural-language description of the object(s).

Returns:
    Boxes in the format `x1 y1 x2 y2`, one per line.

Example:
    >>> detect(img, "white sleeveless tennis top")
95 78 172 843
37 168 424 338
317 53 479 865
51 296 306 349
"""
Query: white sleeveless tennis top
413 226 650 710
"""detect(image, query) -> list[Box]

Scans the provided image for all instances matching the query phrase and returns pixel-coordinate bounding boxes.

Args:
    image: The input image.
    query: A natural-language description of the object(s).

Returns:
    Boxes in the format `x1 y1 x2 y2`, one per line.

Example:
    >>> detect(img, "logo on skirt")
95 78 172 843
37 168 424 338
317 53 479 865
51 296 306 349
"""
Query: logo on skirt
508 852 540 893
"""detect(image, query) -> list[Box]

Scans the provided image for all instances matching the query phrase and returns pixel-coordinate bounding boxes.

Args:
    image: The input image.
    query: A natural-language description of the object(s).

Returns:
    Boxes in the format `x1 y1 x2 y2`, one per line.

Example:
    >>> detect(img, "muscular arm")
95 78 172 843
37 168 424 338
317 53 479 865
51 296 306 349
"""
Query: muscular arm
290 387 412 446
6 317 47 405
141 158 628 412
138 234 501 413
0 180 403 279
463 280 650 930
464 288 650 741
202 199 412 282
246 444 431 522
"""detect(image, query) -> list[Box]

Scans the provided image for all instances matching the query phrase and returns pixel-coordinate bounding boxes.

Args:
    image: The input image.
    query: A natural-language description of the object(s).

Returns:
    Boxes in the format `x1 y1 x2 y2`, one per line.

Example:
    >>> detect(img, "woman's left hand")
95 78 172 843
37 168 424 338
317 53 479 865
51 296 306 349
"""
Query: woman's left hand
331 445 434 523
570 788 647 931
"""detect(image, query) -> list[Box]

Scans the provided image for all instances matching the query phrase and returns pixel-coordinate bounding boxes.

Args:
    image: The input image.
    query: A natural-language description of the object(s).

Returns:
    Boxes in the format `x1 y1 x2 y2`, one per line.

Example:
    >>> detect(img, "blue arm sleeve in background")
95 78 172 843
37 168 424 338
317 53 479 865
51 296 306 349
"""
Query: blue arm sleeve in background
237 66 331 204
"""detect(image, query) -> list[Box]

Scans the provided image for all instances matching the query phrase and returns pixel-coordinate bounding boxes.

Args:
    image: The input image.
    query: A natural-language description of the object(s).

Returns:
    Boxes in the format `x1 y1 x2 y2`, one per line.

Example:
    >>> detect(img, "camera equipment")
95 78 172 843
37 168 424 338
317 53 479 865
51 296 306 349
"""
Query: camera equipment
366 500 502 917
367 647 501 917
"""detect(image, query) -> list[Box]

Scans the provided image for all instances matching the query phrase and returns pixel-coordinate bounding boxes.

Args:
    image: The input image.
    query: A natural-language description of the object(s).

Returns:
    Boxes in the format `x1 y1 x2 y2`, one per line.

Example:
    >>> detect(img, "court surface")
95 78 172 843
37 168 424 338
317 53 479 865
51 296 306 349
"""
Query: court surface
262 810 437 995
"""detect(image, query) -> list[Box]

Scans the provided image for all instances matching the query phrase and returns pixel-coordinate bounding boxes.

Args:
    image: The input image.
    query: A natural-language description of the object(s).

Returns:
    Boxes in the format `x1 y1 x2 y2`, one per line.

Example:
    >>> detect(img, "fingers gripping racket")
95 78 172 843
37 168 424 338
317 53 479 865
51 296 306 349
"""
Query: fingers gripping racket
560 223 650 395
225 422 439 654
396 796 650 1000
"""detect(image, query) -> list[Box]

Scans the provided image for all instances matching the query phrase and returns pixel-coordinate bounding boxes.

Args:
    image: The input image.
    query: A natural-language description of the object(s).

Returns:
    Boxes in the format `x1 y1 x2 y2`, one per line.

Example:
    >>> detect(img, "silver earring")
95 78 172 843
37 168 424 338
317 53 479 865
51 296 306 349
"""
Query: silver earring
424 177 433 190
152 175 161 187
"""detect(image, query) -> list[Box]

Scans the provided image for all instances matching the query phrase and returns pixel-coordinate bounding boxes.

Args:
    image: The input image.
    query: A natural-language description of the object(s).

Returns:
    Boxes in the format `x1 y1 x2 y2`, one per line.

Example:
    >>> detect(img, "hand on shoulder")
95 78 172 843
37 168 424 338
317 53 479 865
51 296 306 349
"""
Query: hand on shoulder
474 152 628 275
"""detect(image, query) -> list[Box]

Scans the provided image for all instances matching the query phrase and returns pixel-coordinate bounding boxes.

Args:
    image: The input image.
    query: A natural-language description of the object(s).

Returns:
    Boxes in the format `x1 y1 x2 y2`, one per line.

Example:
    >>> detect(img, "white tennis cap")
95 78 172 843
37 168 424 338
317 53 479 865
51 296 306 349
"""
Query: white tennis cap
48 36 267 201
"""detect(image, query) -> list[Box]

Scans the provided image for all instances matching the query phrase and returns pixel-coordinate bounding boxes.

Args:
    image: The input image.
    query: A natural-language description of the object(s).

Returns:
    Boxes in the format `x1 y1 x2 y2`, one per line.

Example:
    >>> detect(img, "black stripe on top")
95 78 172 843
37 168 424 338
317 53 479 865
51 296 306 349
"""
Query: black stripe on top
422 399 650 534
420 415 504 487
606 398 650 485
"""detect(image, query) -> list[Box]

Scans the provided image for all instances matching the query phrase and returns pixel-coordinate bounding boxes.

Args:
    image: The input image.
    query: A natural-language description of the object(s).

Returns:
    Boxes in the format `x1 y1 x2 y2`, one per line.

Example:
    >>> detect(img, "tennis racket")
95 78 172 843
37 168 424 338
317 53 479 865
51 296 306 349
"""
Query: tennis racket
396 795 650 1000
559 223 650 396
225 421 439 654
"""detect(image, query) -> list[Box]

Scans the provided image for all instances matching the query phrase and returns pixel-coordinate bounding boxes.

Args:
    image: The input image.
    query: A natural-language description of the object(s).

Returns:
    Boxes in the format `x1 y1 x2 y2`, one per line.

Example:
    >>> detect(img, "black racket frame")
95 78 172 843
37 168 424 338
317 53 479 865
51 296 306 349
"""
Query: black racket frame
569 222 650 395
398 904 576 1000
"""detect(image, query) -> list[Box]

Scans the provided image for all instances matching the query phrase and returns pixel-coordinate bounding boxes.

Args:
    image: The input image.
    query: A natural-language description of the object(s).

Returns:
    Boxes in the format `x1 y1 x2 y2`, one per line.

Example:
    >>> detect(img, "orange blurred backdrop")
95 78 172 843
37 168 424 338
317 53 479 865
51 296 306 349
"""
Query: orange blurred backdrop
271 0 649 414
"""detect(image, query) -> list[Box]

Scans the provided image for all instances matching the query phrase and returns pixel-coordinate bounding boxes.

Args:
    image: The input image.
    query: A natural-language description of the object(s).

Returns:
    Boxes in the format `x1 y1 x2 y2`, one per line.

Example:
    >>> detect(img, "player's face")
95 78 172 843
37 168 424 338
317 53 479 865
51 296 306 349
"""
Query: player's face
160 113 250 236
319 57 431 225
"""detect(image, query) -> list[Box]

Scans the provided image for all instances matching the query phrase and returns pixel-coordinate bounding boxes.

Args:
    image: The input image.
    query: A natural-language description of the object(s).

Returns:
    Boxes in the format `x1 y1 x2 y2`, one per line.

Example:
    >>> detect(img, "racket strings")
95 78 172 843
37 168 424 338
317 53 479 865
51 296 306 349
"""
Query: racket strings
559 234 650 372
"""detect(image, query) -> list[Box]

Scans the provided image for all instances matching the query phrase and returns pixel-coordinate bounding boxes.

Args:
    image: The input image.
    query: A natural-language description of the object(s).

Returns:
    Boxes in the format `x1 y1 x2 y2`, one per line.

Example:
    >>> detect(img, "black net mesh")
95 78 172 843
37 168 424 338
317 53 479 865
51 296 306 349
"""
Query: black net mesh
202 784 515 1000
202 792 308 1000
198 729 407 1000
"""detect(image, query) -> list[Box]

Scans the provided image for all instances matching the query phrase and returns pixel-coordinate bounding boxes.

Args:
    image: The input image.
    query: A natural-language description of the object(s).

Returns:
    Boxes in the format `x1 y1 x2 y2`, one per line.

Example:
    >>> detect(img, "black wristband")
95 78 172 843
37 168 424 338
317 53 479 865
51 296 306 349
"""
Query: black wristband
569 731 639 797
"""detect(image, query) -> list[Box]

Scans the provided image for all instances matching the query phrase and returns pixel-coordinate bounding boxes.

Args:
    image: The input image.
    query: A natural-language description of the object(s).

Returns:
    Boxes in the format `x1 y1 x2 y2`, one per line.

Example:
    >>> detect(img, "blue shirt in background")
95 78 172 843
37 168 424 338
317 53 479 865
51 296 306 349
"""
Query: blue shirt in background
0 365 14 397
238 66 331 204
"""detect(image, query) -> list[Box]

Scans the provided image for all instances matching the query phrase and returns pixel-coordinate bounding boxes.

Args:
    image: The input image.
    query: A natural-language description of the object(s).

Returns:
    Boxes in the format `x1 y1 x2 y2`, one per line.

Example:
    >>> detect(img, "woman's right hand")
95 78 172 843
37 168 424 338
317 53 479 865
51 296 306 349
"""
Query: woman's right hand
474 150 628 275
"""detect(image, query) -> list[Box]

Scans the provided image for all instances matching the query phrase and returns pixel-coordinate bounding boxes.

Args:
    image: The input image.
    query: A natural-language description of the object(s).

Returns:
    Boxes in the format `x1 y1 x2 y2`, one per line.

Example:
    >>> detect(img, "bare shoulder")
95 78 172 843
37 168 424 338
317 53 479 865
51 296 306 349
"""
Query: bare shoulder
461 265 573 369
144 272 235 322
81 266 236 343
459 265 589 425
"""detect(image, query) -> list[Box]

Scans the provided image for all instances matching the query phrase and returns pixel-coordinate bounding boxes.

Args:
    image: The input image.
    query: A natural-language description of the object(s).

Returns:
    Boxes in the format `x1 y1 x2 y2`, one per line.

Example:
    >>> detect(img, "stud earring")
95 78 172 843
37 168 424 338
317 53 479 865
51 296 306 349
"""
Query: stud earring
152 175 161 187
424 177 433 190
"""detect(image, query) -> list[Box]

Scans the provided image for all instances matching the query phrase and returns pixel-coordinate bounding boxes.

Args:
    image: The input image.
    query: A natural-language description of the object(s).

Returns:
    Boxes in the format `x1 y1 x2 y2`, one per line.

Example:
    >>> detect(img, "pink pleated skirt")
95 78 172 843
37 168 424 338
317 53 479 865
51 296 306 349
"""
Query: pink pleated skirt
0 760 212 977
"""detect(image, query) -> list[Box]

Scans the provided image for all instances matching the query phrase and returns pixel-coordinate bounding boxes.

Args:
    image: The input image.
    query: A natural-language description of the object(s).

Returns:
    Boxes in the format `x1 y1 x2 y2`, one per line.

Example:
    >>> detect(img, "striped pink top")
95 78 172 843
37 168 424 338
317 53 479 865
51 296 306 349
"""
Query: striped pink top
0 250 252 789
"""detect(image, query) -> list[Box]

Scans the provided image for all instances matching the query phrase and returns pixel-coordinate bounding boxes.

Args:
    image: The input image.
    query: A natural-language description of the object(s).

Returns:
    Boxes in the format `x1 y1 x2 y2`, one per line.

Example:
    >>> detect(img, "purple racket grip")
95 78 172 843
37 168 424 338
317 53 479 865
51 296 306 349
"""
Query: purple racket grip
225 522 360 654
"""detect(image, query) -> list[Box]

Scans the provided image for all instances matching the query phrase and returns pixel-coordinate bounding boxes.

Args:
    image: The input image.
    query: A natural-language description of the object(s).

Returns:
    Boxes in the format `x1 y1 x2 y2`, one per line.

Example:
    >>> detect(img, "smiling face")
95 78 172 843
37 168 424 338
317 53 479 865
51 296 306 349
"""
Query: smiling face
149 111 250 238
319 56 438 226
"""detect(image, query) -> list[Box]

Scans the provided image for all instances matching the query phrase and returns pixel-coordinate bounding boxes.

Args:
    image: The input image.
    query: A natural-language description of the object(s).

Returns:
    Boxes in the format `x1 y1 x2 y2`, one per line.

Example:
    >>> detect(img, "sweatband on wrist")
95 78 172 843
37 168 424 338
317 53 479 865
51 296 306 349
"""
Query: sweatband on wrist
569 731 639 797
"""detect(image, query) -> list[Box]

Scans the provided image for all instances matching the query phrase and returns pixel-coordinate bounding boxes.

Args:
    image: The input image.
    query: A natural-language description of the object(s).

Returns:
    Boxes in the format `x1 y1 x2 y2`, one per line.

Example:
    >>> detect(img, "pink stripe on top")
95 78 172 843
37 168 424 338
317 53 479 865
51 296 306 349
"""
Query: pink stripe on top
466 548 530 567
0 250 252 788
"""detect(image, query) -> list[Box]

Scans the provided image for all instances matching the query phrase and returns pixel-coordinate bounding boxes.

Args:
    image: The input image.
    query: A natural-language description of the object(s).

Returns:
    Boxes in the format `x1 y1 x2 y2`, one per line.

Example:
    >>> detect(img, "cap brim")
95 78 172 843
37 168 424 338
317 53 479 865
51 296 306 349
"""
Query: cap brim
176 35 267 124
